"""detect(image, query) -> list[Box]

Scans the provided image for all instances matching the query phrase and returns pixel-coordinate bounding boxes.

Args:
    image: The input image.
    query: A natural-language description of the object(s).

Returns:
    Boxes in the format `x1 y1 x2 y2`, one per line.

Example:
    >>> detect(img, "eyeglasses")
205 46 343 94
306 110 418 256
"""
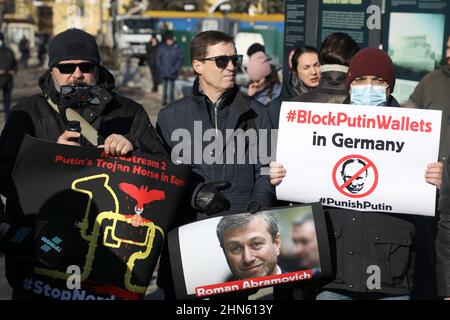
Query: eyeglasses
199 55 243 69
54 62 97 74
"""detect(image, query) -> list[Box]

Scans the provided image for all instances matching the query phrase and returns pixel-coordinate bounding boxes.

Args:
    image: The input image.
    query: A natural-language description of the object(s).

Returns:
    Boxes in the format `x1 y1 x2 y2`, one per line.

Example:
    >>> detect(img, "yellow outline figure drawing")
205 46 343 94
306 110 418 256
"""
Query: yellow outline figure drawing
34 173 165 294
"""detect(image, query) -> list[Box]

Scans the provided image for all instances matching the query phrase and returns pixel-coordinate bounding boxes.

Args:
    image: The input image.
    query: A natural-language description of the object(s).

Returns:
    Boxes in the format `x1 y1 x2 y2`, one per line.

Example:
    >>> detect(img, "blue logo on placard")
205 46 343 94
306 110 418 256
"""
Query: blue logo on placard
40 236 63 253
10 227 32 243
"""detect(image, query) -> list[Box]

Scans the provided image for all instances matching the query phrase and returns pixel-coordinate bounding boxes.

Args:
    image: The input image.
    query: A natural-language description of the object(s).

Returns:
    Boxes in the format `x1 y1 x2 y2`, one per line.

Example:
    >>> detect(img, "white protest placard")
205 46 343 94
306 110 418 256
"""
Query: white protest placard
276 102 442 216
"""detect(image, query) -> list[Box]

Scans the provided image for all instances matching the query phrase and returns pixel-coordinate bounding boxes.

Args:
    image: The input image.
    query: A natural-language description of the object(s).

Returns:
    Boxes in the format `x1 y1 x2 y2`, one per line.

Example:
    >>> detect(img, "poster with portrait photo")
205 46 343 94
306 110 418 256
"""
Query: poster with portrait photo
168 203 331 299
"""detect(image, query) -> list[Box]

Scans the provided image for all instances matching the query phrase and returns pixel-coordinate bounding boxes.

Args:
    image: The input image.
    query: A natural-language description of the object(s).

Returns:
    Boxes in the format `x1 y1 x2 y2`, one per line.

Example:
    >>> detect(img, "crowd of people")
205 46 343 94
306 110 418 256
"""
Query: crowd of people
0 26 449 301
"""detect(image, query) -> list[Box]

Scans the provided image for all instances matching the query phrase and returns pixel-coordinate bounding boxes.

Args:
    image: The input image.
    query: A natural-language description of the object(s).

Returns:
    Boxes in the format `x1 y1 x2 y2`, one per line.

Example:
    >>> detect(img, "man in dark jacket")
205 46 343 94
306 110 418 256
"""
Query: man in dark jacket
0 32 17 118
156 30 275 298
0 28 167 193
156 33 184 105
18 36 30 69
270 48 443 300
0 28 170 298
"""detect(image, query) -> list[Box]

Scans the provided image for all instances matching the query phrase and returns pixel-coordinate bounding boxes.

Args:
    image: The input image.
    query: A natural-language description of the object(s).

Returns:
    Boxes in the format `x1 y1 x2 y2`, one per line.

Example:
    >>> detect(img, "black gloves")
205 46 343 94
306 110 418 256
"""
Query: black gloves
193 182 263 216
246 200 263 213
194 181 231 216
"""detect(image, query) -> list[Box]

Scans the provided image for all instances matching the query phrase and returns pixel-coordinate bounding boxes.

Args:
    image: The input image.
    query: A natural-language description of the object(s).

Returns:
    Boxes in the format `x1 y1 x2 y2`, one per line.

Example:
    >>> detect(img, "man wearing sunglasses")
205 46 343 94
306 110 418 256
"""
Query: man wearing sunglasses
0 28 172 299
0 28 169 159
156 30 275 298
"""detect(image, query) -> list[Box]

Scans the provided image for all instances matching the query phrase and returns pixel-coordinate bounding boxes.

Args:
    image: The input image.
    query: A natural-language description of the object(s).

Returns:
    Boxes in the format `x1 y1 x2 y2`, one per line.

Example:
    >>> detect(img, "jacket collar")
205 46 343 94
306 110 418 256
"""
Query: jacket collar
317 65 349 92
320 64 349 74
192 77 237 105
192 77 253 127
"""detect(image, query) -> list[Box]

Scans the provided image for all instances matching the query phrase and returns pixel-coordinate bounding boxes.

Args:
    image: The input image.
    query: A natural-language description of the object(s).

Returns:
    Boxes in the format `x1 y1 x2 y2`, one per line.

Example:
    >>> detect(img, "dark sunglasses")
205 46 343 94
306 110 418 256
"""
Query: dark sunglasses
199 54 243 69
54 62 97 74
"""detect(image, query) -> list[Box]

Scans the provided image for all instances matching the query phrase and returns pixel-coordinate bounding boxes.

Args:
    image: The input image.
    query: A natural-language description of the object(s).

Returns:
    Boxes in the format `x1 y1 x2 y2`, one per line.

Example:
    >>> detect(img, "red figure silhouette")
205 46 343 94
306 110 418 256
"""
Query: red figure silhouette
119 182 165 215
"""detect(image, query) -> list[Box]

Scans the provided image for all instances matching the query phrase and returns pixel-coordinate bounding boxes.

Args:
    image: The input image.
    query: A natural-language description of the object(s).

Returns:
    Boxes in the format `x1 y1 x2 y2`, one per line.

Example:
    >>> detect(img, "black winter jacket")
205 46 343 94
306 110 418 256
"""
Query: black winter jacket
318 96 416 295
0 66 167 200
296 67 349 104
157 78 275 217
145 42 159 68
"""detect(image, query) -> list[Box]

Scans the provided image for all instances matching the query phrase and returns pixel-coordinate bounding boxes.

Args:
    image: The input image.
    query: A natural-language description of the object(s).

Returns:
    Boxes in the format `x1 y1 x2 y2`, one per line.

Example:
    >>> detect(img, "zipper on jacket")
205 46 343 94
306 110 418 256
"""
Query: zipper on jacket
214 104 219 137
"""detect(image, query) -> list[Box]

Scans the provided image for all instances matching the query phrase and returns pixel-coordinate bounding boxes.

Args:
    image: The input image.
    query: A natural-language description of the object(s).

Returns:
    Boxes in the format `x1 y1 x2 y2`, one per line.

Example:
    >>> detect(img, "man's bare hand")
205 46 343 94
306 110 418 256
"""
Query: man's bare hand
57 131 81 146
102 134 133 156
269 161 287 186
425 162 444 189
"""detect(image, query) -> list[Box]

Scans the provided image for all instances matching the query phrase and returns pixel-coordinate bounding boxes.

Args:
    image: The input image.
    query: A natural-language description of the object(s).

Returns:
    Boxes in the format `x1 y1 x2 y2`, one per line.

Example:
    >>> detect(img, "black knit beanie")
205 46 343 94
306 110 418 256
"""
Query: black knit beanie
48 28 100 69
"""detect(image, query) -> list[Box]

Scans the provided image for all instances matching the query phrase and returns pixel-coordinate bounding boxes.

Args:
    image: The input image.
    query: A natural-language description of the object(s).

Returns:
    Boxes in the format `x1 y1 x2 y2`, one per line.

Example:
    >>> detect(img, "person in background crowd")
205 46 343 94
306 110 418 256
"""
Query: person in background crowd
291 214 320 270
268 33 359 129
296 32 359 104
0 32 17 118
425 36 450 301
145 34 160 93
18 35 30 69
246 43 282 106
37 38 47 67
156 32 184 106
283 46 321 100
405 36 450 162
436 142 450 300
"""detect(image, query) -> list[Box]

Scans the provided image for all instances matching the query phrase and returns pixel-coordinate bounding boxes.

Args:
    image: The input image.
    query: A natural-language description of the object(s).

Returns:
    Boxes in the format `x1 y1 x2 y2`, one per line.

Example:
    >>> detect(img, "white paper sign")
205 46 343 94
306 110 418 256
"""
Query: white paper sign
276 102 442 216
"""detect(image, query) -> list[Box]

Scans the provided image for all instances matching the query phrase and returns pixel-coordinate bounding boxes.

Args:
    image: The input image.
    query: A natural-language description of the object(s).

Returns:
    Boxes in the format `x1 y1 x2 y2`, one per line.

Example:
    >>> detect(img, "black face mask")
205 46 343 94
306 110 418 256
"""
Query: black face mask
58 84 103 109
57 84 107 132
